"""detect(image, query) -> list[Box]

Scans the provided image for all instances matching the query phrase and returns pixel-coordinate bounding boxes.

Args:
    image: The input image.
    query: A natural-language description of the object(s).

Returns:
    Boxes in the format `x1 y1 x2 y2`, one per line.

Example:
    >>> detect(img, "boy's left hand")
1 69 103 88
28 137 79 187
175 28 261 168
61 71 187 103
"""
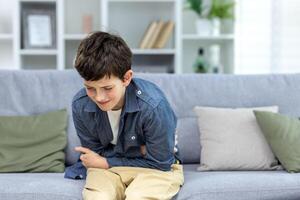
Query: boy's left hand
75 146 109 169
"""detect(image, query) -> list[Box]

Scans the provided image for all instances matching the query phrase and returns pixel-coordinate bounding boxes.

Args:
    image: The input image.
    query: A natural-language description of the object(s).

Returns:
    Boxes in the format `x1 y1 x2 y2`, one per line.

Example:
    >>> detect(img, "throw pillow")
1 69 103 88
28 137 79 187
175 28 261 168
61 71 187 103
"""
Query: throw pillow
254 111 300 173
194 106 281 171
0 109 68 173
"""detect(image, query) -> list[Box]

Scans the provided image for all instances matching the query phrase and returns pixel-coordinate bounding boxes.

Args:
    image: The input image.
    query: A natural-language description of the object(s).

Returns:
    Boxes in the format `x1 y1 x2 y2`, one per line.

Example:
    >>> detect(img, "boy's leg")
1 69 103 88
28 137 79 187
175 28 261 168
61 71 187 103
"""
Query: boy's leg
82 168 126 200
123 164 184 200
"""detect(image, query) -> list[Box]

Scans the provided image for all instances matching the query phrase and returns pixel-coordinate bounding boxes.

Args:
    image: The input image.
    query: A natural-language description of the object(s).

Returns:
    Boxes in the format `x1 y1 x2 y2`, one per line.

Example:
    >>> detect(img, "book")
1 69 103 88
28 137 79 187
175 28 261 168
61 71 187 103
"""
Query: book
146 20 165 49
139 21 157 49
153 20 174 49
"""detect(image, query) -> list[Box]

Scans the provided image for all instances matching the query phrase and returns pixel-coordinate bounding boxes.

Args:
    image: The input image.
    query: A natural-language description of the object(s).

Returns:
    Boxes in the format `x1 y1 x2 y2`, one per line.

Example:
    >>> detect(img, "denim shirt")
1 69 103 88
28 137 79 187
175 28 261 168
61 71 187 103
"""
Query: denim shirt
65 78 179 180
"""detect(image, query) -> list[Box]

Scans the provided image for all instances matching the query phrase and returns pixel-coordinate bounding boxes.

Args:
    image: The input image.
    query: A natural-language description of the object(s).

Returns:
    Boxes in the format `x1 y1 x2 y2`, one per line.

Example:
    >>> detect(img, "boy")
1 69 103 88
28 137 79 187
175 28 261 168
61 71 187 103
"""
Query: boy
65 31 184 200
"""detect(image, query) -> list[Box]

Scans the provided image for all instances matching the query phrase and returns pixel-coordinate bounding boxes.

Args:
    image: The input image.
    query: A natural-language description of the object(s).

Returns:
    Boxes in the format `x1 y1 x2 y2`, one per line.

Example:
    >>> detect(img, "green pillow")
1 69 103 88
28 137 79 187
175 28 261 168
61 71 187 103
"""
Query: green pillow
254 111 300 173
0 109 67 173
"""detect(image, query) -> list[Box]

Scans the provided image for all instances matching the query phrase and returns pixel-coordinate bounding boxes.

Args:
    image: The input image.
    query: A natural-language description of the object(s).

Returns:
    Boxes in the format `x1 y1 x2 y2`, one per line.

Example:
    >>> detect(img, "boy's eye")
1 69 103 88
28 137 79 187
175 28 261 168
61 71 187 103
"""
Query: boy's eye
104 87 112 91
86 87 94 91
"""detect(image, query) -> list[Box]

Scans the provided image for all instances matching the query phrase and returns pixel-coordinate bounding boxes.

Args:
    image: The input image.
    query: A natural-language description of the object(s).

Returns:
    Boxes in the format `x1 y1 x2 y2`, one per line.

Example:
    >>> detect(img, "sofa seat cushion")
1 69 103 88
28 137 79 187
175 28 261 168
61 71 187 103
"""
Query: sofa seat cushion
0 173 84 200
176 164 300 200
1 166 300 200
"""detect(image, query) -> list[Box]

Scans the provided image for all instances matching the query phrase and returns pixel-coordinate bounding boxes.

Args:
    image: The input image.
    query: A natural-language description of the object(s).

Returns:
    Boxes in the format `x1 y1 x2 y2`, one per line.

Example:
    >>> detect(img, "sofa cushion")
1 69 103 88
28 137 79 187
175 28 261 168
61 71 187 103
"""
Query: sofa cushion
194 106 281 171
0 173 84 200
177 164 300 200
0 109 67 173
1 166 300 200
254 111 300 173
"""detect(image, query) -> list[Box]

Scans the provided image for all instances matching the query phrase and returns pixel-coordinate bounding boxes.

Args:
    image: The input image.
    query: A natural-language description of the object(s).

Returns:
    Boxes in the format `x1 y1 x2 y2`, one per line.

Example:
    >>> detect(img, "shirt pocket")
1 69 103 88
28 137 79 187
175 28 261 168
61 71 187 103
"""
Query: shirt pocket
123 132 142 157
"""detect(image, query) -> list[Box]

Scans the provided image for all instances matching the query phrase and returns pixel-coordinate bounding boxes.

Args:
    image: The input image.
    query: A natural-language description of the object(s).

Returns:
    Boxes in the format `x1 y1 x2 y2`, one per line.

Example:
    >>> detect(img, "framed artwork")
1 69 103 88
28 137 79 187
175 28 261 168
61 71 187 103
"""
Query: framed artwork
22 4 56 49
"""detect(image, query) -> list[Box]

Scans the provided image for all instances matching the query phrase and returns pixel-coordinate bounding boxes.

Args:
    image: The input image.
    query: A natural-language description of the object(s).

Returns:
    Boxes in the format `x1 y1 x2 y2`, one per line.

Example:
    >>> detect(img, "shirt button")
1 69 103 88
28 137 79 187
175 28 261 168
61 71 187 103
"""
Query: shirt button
137 90 142 95
131 136 136 140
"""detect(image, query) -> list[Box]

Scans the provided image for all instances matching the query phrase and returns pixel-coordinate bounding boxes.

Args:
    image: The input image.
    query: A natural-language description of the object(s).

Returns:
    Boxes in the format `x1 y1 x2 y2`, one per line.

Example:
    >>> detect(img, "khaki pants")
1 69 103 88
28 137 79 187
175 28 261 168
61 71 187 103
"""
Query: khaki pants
82 164 184 200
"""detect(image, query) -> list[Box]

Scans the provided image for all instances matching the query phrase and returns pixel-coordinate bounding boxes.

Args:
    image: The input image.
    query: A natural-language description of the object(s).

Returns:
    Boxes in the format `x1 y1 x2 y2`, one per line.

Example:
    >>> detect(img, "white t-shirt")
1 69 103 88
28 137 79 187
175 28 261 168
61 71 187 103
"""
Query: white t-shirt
107 109 122 145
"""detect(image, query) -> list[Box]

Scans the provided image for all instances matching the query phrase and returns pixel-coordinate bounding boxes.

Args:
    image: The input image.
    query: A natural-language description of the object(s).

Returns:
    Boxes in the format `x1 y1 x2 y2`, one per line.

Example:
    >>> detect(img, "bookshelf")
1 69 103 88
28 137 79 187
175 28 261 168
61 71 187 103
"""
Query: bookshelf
0 0 235 74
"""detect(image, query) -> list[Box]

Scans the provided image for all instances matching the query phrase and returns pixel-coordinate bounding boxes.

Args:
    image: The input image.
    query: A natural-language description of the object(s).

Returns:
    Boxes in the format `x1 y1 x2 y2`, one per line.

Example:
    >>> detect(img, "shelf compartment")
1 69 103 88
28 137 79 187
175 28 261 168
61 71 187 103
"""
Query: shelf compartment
64 0 101 35
65 40 80 69
108 1 175 49
182 40 234 74
132 54 174 73
20 1 57 49
21 55 57 69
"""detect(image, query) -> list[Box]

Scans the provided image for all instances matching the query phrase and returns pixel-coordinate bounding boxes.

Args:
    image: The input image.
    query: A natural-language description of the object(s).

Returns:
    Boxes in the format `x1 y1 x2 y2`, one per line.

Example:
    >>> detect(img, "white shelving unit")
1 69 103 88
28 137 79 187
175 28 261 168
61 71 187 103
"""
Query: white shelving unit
0 0 235 73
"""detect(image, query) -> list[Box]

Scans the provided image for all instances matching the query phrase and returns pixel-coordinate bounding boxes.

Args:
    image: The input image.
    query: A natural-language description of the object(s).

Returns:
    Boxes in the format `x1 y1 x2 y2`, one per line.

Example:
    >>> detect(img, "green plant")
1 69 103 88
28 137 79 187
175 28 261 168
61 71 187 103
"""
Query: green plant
208 0 235 19
184 0 210 18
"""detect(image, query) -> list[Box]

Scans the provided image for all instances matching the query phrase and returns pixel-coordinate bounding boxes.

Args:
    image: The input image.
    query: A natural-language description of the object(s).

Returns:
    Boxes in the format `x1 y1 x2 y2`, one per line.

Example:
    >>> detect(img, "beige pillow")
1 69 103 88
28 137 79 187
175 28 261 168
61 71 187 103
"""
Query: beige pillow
194 106 282 171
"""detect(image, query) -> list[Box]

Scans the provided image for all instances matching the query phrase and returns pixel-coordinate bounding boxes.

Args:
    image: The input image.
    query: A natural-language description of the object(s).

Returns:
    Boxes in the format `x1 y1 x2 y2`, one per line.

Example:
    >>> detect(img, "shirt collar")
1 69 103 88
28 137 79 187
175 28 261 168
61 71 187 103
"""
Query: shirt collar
123 81 140 114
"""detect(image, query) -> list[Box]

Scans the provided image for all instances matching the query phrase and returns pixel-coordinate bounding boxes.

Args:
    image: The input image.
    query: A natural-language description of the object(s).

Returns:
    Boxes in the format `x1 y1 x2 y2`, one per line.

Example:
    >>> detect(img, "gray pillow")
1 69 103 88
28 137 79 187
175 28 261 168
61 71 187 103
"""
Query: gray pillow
194 106 282 171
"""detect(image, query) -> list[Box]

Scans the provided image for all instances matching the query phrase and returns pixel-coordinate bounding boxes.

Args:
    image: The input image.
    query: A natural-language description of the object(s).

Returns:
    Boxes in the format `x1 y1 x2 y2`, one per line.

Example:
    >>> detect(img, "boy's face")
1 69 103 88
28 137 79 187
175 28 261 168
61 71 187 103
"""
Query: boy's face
84 70 133 111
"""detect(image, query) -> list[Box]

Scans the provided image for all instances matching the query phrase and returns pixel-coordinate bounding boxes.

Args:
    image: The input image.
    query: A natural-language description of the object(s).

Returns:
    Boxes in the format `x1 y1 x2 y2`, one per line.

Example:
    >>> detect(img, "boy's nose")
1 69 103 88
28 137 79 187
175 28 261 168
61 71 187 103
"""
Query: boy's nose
95 95 105 102
94 92 109 103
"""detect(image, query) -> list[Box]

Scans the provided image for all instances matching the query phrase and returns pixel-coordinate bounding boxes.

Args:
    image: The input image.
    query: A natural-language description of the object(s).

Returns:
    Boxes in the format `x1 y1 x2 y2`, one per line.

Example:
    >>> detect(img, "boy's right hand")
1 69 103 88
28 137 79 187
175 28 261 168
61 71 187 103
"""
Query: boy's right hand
75 146 109 169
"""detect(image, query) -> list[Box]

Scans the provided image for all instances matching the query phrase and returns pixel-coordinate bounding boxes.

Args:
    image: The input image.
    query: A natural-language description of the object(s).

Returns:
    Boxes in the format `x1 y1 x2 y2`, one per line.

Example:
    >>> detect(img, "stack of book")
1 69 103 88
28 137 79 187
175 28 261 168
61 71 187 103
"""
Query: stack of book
139 20 174 49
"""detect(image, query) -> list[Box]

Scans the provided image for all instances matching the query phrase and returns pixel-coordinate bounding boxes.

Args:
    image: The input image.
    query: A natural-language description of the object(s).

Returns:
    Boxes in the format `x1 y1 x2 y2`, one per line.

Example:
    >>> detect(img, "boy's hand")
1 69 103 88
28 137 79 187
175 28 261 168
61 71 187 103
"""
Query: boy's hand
75 146 109 169
140 145 146 156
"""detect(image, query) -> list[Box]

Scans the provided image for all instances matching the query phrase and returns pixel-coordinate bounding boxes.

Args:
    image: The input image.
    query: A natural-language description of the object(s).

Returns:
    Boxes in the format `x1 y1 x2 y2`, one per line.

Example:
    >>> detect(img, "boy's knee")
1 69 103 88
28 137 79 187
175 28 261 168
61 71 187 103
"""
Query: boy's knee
125 189 147 200
83 187 119 200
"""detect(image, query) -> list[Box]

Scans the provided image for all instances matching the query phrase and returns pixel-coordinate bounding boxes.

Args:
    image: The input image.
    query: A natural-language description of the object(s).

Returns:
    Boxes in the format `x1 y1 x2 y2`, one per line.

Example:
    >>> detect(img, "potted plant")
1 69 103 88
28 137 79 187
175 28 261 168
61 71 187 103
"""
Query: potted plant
208 0 235 35
184 0 211 35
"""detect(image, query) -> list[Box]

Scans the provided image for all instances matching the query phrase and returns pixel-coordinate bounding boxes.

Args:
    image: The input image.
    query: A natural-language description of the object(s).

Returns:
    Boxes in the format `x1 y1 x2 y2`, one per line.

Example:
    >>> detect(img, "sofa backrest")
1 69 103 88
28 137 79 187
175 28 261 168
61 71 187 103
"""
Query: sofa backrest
1 70 300 165
0 70 83 166
137 73 300 164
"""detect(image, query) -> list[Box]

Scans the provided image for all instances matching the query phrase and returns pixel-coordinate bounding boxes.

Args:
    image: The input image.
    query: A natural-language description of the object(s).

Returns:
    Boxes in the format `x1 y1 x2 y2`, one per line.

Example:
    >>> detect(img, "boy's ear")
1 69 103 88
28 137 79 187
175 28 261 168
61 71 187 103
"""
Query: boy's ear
123 70 133 86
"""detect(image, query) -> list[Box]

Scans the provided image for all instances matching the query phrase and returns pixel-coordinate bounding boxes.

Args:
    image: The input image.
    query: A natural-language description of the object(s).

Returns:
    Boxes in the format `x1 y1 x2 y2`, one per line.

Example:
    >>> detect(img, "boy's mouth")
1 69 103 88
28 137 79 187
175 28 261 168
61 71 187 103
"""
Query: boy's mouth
98 100 110 105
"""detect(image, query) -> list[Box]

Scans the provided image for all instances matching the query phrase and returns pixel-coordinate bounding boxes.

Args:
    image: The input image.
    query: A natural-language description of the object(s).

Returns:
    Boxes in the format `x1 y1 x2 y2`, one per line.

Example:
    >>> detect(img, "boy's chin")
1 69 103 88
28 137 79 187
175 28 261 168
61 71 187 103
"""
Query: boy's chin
97 104 120 112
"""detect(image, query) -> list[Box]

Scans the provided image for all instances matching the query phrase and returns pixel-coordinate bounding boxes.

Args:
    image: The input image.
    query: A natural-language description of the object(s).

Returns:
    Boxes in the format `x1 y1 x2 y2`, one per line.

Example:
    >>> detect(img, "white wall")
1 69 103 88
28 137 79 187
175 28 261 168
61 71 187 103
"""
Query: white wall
235 0 300 74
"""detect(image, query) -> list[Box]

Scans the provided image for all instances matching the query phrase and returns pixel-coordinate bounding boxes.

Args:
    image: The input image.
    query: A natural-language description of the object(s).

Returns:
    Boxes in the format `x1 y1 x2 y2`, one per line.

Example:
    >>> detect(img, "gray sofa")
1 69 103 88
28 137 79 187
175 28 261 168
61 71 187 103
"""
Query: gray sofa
0 69 300 200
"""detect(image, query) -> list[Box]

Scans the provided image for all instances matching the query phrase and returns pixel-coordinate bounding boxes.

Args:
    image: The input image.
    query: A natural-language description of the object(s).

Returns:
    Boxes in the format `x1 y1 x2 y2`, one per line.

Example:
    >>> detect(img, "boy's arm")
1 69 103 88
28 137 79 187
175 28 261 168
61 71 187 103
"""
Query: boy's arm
72 104 114 157
106 100 176 171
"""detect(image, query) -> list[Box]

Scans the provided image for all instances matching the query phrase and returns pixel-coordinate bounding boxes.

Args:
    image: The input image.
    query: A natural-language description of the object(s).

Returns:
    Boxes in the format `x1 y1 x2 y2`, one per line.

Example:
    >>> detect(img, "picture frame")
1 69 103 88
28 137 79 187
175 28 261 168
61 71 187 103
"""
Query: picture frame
22 3 56 49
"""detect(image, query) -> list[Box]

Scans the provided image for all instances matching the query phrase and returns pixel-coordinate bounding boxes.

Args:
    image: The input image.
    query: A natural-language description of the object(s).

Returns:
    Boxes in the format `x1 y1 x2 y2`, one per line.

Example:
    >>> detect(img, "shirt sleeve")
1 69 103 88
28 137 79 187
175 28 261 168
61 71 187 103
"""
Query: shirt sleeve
72 102 115 157
106 100 176 171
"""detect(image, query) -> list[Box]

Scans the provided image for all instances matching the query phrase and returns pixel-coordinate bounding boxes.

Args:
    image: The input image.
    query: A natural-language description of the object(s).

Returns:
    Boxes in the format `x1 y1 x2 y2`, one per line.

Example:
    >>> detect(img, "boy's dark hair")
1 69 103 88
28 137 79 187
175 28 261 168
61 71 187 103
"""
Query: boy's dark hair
74 31 132 81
